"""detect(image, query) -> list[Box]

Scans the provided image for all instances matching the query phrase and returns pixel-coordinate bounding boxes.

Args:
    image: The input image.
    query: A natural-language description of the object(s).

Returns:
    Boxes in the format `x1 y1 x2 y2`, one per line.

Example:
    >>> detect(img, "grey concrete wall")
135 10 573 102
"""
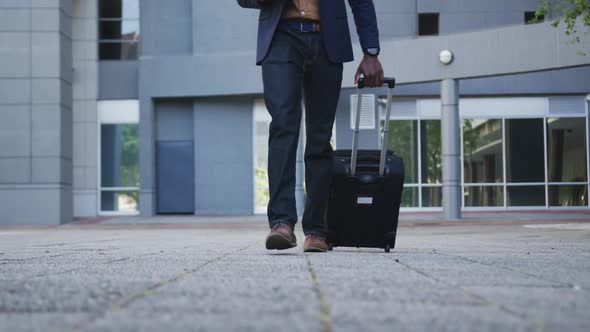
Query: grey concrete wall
98 0 190 101
139 21 590 97
98 61 138 100
72 0 98 217
344 0 418 44
375 0 419 38
141 0 193 56
347 0 542 41
418 0 541 34
156 100 194 141
193 0 258 55
193 97 254 215
138 96 156 216
0 0 73 225
133 0 569 101
155 99 194 214
549 96 588 115
347 66 590 98
342 21 590 86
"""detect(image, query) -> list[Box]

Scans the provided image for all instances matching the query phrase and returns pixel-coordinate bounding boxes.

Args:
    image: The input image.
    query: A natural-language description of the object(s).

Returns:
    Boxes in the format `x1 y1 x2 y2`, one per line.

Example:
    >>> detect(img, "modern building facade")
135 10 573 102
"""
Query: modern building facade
0 0 589 224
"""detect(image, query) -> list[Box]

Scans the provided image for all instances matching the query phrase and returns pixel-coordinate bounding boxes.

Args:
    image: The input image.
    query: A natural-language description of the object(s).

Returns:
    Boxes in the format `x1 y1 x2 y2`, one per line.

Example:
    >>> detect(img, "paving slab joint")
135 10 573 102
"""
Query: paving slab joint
304 253 333 332
69 244 254 332
393 257 542 328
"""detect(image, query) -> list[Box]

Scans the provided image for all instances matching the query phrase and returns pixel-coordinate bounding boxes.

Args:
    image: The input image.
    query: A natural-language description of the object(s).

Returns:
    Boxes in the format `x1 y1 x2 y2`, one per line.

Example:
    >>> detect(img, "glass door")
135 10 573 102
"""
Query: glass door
98 100 140 215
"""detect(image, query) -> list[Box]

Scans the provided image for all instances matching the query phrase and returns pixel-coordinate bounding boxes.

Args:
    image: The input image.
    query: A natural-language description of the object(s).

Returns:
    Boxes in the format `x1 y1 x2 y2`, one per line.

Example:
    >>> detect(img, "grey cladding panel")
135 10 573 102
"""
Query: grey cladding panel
391 66 590 97
418 0 541 13
549 96 587 116
99 61 138 100
156 100 194 141
193 98 253 214
193 0 258 54
157 140 195 214
390 100 418 117
140 0 193 56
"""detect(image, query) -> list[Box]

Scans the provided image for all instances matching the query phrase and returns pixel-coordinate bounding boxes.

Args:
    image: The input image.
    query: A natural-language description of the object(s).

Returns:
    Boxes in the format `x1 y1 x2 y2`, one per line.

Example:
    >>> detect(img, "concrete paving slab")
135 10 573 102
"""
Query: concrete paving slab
327 302 530 332
0 313 91 332
0 219 588 331
467 286 589 331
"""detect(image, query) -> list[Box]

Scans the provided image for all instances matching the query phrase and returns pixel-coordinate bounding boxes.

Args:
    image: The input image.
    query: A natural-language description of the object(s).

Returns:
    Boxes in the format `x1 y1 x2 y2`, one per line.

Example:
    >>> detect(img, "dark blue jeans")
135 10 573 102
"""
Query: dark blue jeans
261 22 343 236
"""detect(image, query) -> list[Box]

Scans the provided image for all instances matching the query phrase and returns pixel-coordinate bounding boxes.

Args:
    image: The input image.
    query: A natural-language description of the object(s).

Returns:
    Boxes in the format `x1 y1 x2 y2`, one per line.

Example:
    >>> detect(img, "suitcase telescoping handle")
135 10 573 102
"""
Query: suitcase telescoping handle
350 77 396 177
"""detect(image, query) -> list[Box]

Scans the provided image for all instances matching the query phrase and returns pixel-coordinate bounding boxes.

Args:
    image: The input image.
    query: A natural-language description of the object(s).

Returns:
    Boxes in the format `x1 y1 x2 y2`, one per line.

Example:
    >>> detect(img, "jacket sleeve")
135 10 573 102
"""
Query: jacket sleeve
237 0 263 9
347 0 380 50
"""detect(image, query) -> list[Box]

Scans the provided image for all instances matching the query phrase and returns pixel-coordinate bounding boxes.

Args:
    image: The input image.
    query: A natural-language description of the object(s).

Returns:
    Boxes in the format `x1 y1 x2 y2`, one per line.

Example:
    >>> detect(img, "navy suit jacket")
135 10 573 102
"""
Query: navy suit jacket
237 0 380 65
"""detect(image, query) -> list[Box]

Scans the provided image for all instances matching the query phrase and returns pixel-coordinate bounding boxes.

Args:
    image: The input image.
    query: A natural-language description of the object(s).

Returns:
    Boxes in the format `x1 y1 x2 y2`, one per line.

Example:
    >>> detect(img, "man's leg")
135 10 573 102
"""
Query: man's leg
301 52 343 237
261 28 305 249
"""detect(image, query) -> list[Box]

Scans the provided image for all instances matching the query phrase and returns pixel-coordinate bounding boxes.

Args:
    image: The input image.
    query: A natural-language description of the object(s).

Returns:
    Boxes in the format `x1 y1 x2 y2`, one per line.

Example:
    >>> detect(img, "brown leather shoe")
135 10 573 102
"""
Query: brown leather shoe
304 234 329 252
265 223 297 250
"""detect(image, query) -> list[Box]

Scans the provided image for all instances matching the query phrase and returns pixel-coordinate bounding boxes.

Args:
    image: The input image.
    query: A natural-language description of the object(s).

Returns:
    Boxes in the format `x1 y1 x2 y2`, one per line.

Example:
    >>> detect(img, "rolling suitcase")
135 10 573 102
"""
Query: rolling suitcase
326 77 405 253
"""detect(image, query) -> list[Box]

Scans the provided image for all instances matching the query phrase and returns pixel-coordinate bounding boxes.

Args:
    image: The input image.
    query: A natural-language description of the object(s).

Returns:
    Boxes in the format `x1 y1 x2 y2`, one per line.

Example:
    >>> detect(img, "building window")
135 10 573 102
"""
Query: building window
463 119 505 207
463 116 588 208
420 120 442 207
99 0 140 60
547 117 588 206
380 97 589 210
380 97 443 208
463 119 504 184
525 11 544 24
383 120 420 207
505 118 545 206
98 100 140 214
418 13 439 36
381 119 443 208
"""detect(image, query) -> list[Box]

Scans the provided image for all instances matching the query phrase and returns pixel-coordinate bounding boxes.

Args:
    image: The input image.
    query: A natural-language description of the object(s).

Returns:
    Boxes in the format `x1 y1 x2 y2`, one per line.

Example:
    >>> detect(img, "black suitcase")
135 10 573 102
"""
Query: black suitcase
326 78 405 252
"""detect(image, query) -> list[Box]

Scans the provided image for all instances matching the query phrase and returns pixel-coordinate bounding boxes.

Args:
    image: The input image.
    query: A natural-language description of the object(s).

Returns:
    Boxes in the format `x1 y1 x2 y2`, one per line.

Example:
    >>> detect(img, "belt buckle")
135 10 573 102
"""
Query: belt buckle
297 21 318 33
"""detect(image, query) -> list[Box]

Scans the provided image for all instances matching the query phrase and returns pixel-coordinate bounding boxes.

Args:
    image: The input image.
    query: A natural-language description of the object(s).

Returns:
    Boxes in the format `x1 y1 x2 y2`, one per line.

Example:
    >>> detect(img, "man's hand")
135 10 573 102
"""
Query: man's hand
354 55 384 88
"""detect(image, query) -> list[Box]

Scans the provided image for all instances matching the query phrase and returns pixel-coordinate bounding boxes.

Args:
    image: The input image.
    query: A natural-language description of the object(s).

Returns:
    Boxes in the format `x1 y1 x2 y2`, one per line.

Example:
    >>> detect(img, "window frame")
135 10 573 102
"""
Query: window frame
98 0 141 60
97 100 140 216
380 96 590 211
380 100 442 210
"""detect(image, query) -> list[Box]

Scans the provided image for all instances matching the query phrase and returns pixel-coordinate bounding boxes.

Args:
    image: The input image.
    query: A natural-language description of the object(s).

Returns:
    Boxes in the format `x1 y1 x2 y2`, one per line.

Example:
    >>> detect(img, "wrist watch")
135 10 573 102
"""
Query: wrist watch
363 47 380 57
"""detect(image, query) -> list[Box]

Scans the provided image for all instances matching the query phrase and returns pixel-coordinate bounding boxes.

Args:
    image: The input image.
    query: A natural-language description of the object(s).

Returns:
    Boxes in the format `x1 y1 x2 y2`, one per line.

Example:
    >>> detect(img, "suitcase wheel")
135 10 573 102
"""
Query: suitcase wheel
384 244 391 253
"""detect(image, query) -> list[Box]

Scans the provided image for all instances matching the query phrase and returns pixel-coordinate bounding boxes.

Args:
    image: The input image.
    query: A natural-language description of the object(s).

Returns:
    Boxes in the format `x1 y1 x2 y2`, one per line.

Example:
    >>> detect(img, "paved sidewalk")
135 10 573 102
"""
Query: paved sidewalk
0 217 589 331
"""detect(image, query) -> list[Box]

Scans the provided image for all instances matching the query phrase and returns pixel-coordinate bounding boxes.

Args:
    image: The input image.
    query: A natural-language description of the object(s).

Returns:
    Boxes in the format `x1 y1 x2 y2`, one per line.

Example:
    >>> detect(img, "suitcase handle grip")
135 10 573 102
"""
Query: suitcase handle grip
351 77 396 177
358 77 396 89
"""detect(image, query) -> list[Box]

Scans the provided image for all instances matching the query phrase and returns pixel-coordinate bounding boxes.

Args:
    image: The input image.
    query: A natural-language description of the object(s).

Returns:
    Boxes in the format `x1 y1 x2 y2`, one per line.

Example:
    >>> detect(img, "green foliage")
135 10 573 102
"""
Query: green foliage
120 124 139 203
255 167 270 209
120 124 139 186
381 119 443 207
535 0 590 55
421 120 442 185
382 120 417 184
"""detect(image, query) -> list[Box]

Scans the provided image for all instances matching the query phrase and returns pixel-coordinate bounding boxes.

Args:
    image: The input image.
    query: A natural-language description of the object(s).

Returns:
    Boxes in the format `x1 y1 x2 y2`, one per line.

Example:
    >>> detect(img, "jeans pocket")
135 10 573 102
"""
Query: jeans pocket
262 33 303 66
